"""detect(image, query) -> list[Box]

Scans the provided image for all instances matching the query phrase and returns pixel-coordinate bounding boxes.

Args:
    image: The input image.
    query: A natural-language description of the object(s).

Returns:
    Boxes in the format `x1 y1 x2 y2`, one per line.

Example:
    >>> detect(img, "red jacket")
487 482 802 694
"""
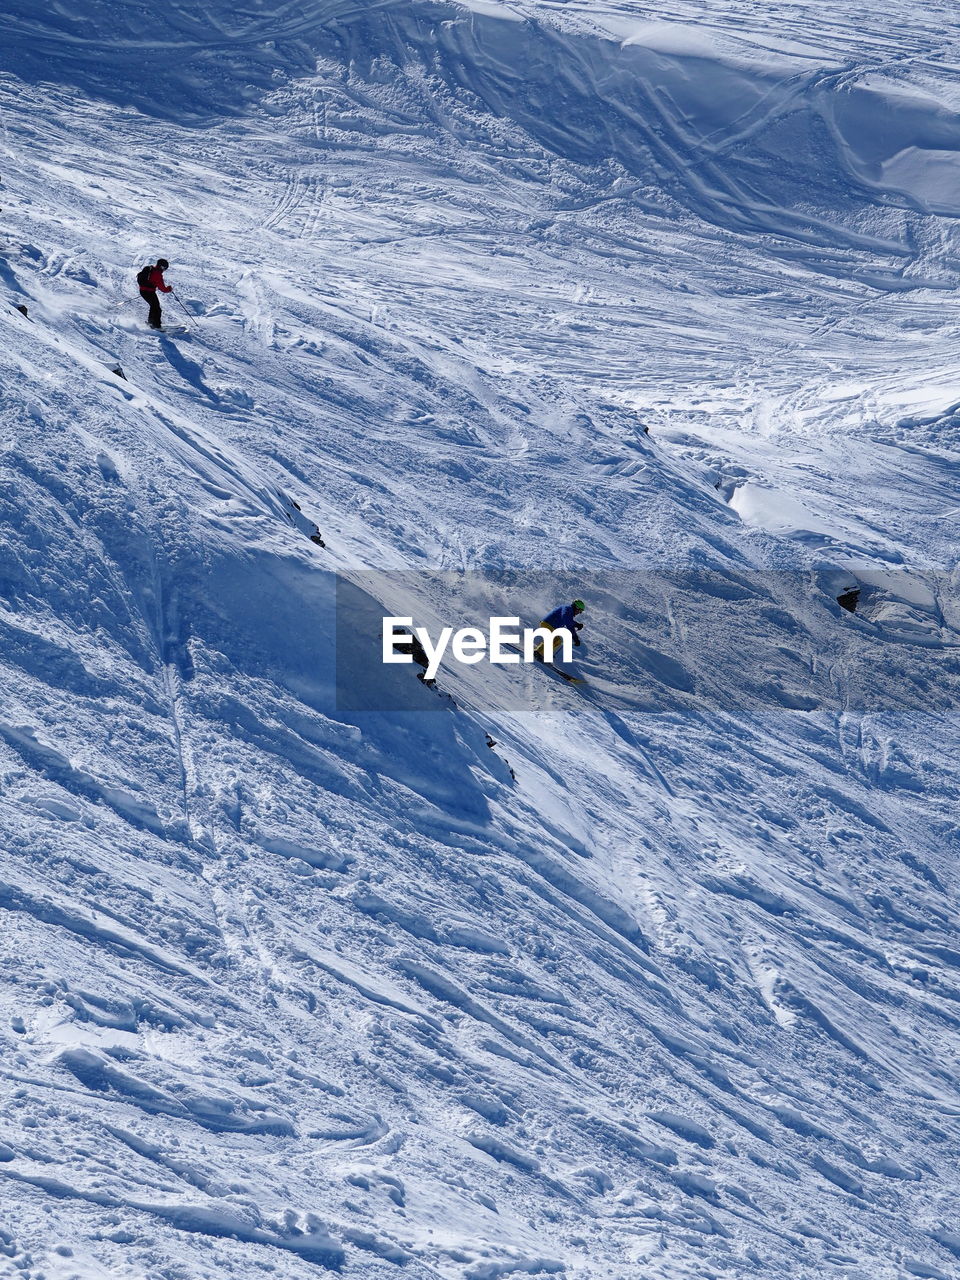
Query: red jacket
141 267 171 293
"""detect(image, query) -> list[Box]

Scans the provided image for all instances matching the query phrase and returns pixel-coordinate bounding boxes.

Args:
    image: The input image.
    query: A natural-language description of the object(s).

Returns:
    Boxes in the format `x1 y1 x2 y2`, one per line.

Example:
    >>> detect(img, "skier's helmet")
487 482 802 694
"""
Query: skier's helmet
156 258 169 270
572 599 585 612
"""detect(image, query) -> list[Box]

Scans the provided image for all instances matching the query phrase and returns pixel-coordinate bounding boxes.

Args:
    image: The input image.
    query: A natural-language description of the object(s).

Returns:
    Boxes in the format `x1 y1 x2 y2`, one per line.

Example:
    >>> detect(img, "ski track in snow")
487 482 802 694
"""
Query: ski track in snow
1 2 960 1278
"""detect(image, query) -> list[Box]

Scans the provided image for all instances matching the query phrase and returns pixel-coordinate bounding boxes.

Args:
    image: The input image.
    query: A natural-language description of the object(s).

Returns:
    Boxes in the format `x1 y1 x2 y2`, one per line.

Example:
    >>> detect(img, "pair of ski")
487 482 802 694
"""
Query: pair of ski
501 643 586 686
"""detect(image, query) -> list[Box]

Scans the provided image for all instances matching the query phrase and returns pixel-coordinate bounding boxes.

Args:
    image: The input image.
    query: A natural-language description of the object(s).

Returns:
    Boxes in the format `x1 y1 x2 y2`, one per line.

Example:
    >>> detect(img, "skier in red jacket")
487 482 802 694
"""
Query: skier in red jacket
137 258 172 330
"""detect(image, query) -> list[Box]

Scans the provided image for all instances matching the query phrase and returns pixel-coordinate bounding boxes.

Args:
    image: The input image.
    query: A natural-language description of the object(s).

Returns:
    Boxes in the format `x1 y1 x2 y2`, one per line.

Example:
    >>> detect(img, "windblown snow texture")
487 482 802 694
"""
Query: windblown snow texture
1 2 960 1278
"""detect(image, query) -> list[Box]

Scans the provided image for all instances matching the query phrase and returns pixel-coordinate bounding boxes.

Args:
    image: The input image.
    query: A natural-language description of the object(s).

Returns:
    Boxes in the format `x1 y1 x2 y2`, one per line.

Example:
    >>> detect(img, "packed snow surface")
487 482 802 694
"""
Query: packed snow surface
1 1 960 1278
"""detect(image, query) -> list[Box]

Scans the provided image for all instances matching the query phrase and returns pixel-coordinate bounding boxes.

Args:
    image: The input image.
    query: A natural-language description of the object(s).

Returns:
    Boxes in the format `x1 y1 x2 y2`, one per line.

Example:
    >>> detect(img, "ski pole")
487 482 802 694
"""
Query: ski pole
171 289 200 328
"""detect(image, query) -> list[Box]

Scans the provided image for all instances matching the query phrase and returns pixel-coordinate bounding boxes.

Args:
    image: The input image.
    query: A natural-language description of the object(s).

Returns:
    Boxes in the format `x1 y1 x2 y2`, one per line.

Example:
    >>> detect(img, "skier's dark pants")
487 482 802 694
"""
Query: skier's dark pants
140 288 162 329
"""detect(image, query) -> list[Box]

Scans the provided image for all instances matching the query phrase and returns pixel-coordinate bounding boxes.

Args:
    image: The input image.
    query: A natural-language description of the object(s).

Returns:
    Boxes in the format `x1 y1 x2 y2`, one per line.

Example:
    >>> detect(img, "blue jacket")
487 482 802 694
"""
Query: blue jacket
542 604 579 631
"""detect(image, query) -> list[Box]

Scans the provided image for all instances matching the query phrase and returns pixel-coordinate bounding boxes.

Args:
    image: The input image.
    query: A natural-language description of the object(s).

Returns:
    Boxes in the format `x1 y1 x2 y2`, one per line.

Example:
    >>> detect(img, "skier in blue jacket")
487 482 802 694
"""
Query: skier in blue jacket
534 599 585 660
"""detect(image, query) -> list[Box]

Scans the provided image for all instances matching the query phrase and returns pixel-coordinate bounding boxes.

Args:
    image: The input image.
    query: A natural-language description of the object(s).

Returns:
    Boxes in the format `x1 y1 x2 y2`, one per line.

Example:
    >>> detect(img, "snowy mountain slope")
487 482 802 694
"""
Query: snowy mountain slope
1 3 960 1279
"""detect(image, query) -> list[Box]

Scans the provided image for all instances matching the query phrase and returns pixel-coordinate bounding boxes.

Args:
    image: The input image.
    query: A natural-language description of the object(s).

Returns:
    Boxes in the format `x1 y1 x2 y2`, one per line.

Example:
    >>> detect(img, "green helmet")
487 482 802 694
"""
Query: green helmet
572 599 585 611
